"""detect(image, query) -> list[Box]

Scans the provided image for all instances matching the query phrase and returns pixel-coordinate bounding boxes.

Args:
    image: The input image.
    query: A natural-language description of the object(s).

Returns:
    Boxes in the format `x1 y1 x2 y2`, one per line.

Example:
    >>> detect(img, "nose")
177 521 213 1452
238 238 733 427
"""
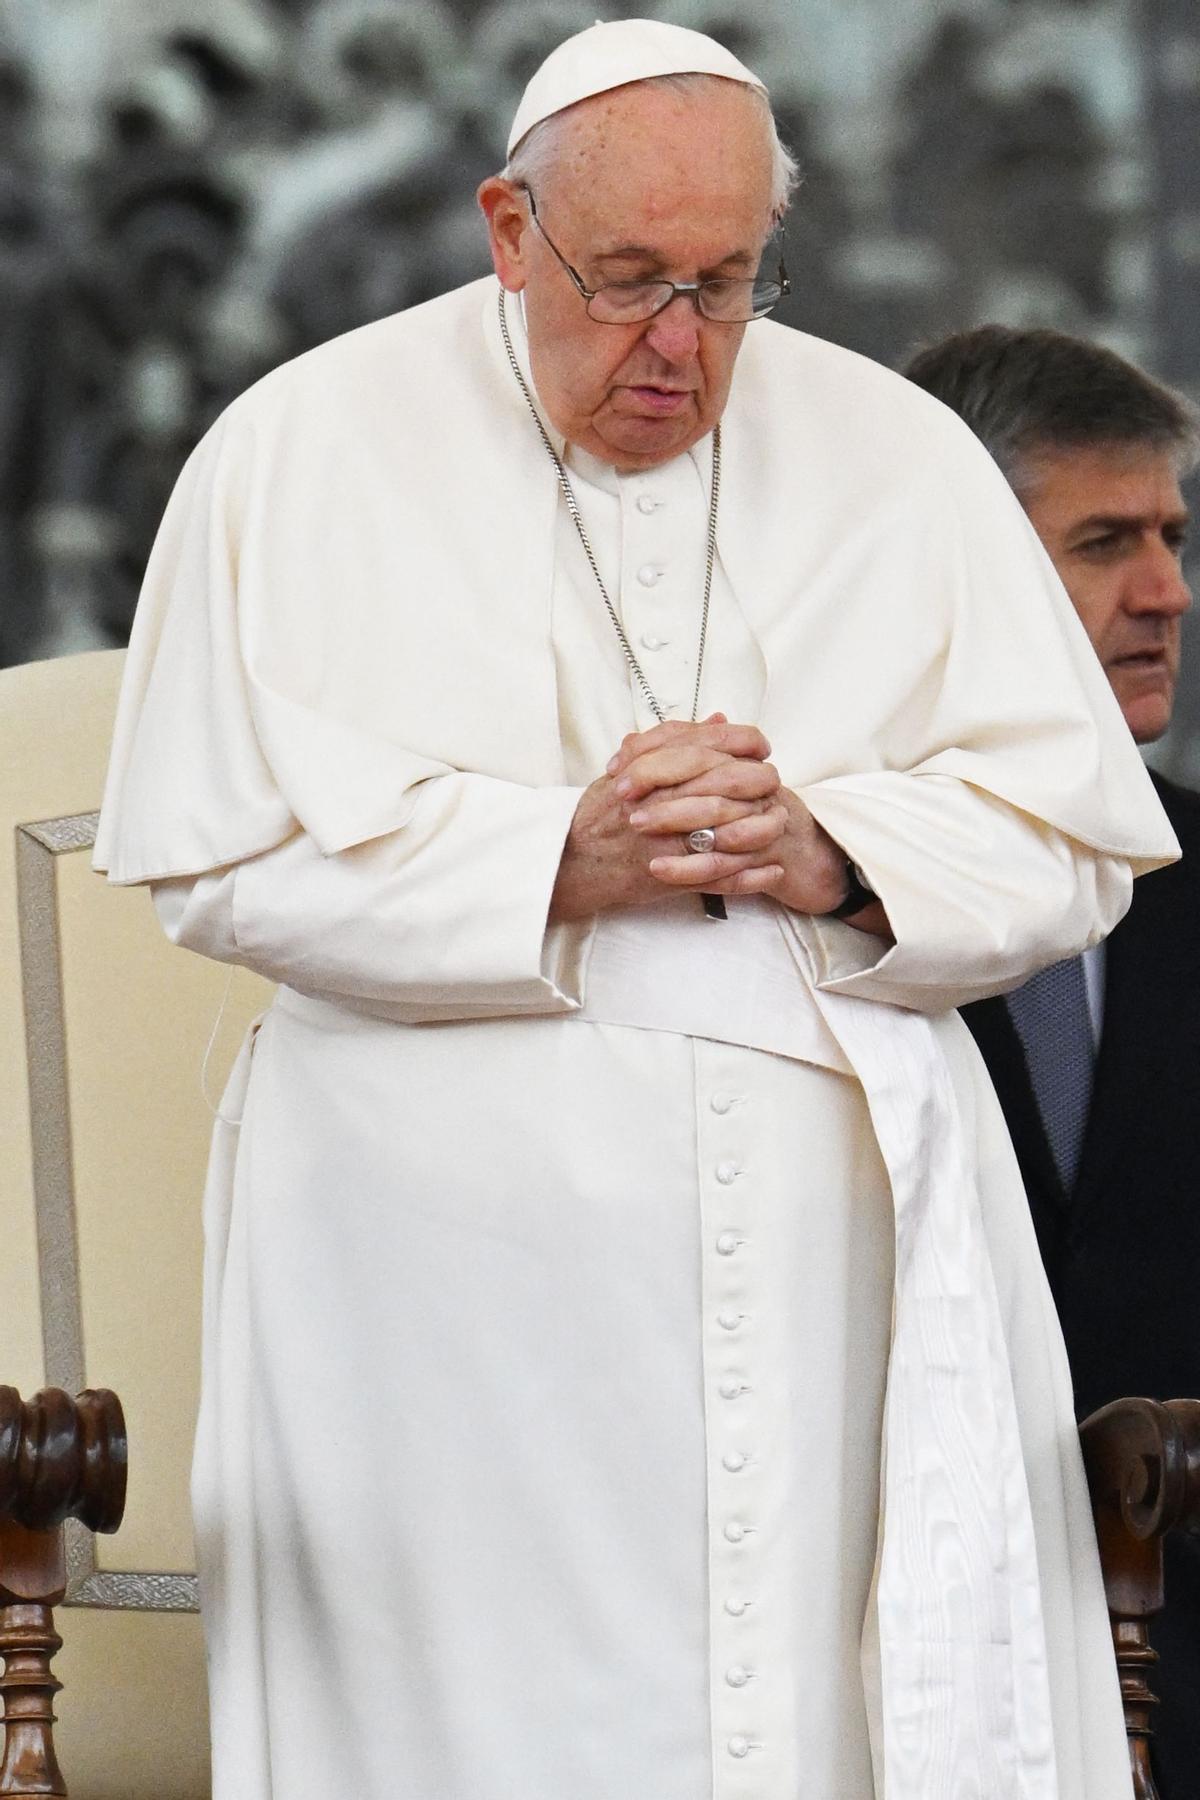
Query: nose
643 294 701 365
1128 541 1193 618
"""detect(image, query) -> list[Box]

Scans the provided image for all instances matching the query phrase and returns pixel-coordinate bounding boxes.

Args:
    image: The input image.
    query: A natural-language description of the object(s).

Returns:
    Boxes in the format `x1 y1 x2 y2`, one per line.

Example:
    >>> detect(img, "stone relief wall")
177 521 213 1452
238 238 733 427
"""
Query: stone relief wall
2 0 1198 772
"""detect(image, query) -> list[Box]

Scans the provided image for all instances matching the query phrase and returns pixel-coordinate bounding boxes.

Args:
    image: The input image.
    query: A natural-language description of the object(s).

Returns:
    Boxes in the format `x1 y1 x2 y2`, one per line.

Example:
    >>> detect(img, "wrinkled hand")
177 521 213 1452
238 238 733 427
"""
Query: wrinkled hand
550 716 852 923
613 721 849 914
550 716 777 921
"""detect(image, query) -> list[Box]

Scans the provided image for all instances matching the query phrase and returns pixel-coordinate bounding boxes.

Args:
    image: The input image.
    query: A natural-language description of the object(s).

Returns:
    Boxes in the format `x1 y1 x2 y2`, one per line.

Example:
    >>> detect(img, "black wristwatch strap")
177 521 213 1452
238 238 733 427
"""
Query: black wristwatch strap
827 859 876 921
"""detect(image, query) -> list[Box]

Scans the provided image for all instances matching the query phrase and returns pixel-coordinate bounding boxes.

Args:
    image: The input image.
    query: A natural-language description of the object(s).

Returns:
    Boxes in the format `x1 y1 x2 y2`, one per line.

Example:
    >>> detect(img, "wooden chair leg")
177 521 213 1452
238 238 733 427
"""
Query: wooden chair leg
1111 1616 1161 1800
0 1519 67 1798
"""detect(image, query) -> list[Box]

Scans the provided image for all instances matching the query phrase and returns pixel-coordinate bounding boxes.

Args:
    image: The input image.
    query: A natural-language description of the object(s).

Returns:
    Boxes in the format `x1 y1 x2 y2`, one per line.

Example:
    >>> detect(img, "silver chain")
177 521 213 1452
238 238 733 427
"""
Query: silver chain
498 288 720 727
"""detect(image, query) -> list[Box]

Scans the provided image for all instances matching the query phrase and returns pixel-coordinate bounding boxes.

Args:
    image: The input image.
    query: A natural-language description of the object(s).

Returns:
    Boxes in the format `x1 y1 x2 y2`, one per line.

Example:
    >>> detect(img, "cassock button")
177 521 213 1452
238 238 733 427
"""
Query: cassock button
637 563 661 587
715 1232 739 1255
725 1665 751 1688
727 1736 750 1759
640 631 668 650
724 1596 749 1617
722 1450 747 1472
719 1377 743 1400
724 1521 747 1543
717 1310 742 1331
710 1092 736 1114
716 1161 741 1186
636 494 658 515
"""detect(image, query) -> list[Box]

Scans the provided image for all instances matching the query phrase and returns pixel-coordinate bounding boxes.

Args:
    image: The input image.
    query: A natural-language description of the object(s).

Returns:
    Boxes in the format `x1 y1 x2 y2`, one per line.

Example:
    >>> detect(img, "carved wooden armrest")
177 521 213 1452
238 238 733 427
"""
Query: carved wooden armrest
1079 1396 1200 1800
0 1388 127 1799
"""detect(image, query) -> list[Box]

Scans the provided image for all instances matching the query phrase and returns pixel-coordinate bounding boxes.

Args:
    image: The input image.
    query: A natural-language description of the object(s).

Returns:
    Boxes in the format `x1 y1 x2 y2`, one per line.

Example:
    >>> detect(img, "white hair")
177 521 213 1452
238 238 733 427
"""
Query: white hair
504 72 800 223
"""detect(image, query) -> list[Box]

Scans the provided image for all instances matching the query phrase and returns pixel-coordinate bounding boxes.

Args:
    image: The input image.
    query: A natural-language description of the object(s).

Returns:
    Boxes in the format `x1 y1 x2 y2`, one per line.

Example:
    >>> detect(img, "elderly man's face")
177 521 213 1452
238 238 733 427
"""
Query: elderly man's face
1021 445 1192 744
480 80 776 471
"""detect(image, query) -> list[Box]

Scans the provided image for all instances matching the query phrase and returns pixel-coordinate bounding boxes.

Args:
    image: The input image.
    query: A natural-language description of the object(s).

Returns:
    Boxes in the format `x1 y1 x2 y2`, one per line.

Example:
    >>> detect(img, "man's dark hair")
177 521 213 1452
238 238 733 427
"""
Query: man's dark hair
902 325 1200 498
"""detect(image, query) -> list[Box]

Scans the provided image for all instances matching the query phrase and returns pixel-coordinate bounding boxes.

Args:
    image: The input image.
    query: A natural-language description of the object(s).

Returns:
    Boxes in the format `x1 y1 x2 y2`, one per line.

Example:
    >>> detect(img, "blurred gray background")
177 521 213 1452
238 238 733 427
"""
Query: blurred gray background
3 0 1199 778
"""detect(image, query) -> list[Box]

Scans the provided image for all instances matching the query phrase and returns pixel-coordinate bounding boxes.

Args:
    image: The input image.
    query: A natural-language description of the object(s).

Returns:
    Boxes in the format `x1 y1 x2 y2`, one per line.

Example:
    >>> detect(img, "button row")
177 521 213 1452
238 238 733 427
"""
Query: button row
707 1082 761 1767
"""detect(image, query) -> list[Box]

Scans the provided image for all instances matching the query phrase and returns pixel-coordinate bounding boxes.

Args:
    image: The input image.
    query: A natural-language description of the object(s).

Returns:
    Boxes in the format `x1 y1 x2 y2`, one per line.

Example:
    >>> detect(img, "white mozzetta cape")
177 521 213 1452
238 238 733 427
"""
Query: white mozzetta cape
97 279 1168 907
97 279 1175 1800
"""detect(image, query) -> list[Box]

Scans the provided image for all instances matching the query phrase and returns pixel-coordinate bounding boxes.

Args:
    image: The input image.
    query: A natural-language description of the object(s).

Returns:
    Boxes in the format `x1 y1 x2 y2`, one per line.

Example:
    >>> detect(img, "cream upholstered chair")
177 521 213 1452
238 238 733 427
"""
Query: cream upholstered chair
1 650 271 1798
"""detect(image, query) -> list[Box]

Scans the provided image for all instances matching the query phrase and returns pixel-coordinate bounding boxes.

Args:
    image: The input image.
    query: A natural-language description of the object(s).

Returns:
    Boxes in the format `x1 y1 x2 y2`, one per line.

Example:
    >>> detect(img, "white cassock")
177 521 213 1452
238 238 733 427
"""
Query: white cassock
95 279 1176 1800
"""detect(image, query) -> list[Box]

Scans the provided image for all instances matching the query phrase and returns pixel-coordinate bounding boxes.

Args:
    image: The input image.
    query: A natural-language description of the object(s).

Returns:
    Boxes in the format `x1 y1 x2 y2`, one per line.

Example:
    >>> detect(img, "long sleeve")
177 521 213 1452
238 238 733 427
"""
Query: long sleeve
153 771 590 1022
791 773 1132 1013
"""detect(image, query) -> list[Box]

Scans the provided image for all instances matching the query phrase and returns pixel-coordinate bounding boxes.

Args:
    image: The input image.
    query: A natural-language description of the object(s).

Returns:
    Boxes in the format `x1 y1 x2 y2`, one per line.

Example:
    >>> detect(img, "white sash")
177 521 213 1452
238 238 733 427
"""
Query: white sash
796 959 1057 1798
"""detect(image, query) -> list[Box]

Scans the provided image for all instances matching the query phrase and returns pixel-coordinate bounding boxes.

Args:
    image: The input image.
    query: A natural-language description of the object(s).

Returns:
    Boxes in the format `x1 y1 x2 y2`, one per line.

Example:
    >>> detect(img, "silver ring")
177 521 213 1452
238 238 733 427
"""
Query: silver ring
685 828 718 855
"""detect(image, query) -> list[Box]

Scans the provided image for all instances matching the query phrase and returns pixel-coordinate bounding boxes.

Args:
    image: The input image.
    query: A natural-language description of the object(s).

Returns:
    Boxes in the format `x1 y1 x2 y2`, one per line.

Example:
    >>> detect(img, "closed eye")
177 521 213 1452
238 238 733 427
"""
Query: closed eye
1074 529 1133 558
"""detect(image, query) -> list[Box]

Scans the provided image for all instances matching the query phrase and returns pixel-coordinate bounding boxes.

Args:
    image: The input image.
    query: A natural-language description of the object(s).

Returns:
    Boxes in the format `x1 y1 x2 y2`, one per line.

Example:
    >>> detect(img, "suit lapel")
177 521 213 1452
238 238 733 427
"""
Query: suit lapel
1070 771 1178 1218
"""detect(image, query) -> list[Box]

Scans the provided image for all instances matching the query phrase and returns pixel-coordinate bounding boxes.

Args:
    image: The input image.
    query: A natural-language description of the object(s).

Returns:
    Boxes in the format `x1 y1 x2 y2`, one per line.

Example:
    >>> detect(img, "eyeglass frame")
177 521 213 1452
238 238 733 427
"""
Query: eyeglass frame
518 184 790 324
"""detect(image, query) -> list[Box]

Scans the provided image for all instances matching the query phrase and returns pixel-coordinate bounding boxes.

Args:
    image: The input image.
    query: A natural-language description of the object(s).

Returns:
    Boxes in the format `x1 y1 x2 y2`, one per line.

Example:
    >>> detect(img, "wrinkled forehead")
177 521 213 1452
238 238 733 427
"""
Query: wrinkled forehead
1019 443 1193 546
1023 439 1193 501
534 80 776 238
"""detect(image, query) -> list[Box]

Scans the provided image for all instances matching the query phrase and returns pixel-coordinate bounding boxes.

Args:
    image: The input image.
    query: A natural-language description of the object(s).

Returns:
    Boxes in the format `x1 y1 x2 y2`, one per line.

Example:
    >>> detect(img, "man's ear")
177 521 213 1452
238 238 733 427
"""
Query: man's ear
477 178 528 291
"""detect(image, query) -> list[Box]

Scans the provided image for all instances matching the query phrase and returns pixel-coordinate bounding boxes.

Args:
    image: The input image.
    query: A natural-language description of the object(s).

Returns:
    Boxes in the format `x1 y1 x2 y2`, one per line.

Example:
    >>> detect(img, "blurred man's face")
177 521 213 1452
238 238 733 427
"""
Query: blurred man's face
479 79 776 471
1021 445 1192 743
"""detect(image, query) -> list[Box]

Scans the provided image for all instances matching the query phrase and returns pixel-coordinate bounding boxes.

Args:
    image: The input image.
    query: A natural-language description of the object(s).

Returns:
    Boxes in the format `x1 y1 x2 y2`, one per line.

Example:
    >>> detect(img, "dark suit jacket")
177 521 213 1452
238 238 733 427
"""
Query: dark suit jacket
962 770 1200 1798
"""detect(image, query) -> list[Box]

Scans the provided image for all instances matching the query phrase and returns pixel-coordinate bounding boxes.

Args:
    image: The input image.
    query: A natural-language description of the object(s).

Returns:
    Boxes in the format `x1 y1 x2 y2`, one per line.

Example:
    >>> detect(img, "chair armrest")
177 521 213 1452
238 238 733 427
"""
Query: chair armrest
1079 1397 1200 1799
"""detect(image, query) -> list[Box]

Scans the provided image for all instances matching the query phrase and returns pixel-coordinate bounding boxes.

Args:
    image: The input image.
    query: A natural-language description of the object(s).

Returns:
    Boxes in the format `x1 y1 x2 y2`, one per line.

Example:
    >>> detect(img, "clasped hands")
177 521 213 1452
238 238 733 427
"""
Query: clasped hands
550 714 861 925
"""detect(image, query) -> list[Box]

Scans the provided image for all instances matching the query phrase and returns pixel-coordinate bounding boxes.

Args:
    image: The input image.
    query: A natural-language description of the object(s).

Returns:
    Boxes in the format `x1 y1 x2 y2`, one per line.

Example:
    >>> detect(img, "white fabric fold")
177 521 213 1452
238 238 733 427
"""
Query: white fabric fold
793 949 1058 1798
153 771 591 1023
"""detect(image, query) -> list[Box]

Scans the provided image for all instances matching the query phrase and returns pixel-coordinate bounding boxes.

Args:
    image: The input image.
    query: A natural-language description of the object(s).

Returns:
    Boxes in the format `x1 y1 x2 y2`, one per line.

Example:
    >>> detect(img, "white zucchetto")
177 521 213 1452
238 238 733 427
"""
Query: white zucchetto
506 17 767 158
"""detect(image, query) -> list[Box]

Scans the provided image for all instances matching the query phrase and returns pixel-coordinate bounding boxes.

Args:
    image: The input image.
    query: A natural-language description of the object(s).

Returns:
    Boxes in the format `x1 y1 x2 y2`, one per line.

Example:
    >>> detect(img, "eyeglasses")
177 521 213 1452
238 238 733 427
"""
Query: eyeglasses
521 186 790 325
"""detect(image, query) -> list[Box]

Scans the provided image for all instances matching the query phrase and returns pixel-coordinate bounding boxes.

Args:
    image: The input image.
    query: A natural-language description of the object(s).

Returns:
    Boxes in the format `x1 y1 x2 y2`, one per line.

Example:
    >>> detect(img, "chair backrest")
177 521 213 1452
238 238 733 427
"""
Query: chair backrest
1 650 271 1797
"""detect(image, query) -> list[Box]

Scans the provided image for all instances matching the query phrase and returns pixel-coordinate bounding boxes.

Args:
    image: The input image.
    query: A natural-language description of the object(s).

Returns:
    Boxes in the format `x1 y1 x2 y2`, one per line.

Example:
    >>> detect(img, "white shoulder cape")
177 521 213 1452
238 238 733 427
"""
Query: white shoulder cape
95 278 1176 886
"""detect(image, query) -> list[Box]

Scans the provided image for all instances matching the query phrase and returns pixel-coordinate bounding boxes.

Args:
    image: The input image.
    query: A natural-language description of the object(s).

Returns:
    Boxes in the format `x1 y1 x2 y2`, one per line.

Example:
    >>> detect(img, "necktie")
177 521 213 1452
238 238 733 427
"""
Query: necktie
1005 954 1095 1193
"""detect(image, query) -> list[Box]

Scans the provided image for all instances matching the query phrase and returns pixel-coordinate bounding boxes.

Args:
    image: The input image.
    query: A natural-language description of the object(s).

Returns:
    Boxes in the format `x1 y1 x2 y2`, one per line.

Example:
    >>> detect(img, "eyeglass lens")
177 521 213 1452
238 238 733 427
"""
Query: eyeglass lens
588 278 784 324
